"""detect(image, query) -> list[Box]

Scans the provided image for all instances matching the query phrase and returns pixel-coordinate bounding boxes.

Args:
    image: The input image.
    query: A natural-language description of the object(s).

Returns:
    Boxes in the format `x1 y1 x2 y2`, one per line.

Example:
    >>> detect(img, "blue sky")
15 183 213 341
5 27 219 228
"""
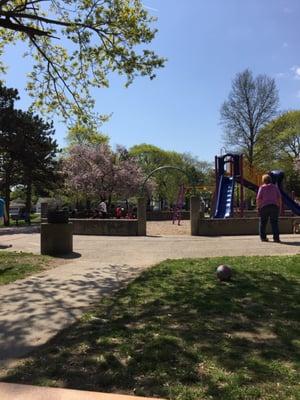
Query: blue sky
2 0 300 162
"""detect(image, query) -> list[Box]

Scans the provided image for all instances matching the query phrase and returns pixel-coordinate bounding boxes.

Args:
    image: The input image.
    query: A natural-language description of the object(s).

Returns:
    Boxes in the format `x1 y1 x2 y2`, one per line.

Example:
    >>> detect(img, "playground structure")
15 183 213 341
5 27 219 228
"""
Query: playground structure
191 153 300 236
40 156 300 239
214 153 300 219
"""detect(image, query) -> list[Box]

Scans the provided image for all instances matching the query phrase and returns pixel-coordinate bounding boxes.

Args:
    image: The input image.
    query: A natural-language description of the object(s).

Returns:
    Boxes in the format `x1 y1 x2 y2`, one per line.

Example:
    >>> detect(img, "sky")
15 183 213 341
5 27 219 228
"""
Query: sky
2 0 300 162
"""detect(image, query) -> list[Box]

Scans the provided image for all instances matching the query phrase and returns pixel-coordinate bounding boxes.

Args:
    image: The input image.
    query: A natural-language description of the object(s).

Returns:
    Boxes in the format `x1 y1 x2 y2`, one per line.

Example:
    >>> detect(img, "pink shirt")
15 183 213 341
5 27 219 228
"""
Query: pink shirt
256 183 281 209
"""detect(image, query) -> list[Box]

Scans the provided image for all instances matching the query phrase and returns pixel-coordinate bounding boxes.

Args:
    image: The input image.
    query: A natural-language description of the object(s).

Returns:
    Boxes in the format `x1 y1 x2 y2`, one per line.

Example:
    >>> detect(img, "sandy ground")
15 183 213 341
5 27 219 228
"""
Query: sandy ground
146 220 190 236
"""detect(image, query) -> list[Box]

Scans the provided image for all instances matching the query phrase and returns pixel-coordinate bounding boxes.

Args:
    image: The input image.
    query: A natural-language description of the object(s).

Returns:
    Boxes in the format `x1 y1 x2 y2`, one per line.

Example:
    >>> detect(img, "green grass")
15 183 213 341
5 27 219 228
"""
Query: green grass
2 255 300 399
0 213 41 227
0 251 53 285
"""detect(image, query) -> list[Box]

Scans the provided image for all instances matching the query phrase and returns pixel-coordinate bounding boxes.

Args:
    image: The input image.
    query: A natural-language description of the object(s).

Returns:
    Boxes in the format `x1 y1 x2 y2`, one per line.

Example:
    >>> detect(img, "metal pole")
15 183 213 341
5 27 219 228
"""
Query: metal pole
240 154 244 217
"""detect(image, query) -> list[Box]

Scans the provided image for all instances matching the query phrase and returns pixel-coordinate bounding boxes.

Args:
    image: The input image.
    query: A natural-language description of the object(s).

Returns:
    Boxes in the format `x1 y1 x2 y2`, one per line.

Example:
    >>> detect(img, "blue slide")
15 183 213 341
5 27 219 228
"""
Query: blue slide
279 188 300 215
236 177 258 193
214 175 235 218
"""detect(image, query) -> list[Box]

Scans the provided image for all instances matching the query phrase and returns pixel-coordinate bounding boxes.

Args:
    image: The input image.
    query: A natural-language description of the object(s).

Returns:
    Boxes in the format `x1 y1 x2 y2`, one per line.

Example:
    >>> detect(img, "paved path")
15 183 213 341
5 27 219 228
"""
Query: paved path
0 231 299 369
0 382 163 400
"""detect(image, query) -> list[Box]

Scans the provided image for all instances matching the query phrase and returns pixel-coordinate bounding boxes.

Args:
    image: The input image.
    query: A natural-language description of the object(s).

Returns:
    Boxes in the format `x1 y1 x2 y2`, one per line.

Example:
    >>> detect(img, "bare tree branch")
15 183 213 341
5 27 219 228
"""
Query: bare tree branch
220 69 279 166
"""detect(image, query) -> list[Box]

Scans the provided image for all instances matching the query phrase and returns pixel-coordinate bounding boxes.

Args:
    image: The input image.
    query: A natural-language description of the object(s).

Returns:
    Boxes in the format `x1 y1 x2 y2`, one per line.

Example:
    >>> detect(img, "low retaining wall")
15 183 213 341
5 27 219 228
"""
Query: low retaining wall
146 211 190 221
233 210 295 218
70 218 139 236
197 217 300 236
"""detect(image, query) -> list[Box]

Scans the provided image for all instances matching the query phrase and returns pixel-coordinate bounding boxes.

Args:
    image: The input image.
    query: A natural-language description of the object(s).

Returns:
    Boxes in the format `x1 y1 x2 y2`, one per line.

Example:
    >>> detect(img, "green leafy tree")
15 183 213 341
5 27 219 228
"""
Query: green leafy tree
180 152 214 186
129 144 210 206
129 144 182 205
0 83 59 224
66 121 109 146
257 110 300 195
221 69 279 167
16 110 59 221
258 110 300 165
0 83 21 222
0 82 19 109
0 0 165 123
129 144 172 175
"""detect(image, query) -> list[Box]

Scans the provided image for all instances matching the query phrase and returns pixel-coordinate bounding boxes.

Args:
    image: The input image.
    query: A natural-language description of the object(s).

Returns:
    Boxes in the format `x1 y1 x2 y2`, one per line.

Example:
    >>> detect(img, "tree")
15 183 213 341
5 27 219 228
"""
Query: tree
0 83 21 222
180 152 214 186
129 143 173 175
257 110 300 195
16 110 59 220
129 144 183 205
0 83 59 223
221 69 279 167
0 82 19 109
258 110 300 164
0 0 165 123
62 144 146 202
66 121 109 147
129 144 211 206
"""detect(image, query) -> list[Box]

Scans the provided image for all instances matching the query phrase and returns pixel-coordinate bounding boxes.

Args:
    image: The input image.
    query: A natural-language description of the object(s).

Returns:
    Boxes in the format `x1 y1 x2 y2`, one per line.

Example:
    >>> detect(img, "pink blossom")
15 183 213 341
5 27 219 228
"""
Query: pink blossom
62 144 148 199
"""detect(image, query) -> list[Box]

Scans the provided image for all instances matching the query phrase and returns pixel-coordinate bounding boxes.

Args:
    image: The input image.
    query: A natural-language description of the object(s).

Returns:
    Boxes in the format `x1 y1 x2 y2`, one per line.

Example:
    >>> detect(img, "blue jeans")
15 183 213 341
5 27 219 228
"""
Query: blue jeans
259 204 280 240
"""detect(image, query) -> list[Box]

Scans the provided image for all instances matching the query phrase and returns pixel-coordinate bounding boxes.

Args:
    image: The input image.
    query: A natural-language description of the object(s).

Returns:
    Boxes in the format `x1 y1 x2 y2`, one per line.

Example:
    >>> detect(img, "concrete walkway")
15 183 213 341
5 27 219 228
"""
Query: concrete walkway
0 382 164 400
0 232 299 369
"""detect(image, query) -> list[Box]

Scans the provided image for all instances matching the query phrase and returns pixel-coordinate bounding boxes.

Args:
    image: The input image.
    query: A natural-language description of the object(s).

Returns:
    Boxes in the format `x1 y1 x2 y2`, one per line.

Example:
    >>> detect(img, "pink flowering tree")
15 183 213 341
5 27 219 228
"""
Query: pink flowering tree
62 144 147 201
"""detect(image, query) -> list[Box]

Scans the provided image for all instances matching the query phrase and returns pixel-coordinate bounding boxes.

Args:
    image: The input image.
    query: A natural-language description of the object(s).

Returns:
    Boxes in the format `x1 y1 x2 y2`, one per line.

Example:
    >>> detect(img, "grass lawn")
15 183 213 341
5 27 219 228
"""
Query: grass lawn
2 255 300 400
0 251 53 285
0 213 41 227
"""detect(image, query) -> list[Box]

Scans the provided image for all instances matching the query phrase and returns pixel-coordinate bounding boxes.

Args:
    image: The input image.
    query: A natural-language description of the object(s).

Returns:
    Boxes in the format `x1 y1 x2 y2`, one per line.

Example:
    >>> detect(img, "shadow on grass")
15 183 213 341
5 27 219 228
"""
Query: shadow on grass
2 257 300 399
0 261 141 365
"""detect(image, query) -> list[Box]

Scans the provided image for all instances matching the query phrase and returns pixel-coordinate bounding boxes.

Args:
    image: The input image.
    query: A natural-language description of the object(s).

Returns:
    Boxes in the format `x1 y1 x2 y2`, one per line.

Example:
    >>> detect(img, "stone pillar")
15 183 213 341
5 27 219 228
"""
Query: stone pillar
41 223 73 256
190 195 200 236
137 197 147 236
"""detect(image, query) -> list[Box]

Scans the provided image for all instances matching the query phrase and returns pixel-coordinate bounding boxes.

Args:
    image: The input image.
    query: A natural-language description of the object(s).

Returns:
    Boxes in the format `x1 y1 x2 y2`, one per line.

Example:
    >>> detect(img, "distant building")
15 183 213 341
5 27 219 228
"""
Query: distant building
10 198 26 208
36 198 59 213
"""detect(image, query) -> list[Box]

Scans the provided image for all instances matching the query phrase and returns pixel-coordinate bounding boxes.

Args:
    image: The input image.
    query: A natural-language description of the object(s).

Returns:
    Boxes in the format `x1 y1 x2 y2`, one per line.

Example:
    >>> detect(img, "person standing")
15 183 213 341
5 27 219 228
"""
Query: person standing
0 198 12 248
0 197 7 224
256 174 282 242
98 198 107 218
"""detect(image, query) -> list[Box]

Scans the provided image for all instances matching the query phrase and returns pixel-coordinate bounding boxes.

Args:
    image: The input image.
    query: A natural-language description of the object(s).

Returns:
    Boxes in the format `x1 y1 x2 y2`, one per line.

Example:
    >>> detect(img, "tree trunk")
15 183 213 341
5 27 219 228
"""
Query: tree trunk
249 133 254 170
25 179 32 225
4 170 10 226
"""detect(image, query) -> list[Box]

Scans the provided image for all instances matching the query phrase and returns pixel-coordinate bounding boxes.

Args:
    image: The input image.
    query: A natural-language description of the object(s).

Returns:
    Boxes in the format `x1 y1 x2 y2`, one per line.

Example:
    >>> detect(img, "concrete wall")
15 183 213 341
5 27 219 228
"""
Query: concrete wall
137 197 146 236
41 197 146 236
233 210 295 218
190 196 202 236
197 216 300 236
70 218 139 236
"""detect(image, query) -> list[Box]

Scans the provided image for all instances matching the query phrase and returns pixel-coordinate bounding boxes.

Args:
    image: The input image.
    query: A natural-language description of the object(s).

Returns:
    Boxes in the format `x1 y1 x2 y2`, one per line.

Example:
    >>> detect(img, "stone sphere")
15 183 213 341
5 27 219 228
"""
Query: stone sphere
216 264 232 281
